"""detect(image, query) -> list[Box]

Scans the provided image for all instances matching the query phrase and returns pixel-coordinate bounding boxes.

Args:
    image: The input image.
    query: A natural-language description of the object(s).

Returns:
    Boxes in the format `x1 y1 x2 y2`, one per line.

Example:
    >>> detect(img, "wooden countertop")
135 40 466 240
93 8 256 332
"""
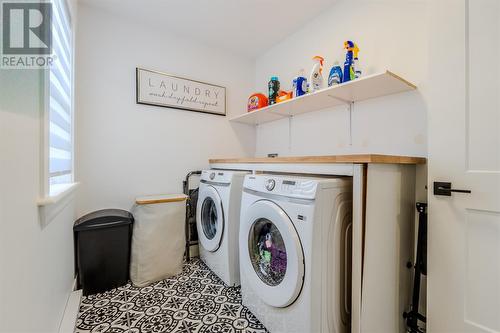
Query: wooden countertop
209 154 426 165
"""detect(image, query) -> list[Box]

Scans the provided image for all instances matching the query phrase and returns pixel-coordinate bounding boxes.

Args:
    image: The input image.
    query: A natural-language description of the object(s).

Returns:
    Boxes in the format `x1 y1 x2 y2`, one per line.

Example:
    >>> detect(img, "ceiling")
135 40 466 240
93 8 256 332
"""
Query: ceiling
79 0 336 58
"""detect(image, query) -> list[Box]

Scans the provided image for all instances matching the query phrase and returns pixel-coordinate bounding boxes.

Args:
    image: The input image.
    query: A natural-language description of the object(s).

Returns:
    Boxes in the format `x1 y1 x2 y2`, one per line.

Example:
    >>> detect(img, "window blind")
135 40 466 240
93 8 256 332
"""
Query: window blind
49 0 72 193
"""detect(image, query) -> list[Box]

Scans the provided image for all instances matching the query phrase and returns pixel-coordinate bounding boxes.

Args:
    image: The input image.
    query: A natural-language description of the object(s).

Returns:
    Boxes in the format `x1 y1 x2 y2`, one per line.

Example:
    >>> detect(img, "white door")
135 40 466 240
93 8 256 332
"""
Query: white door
240 200 304 308
428 0 500 332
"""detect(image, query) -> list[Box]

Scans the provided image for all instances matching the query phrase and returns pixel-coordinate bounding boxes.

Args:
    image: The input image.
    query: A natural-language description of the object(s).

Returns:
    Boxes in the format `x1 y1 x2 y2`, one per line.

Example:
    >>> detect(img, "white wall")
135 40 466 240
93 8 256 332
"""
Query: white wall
254 0 428 158
75 3 256 215
0 72 76 333
0 2 78 331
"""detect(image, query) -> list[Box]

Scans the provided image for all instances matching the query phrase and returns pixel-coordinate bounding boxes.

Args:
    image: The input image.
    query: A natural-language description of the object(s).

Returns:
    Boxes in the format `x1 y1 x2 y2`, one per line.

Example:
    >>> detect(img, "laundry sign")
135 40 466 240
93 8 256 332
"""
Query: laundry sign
136 67 226 116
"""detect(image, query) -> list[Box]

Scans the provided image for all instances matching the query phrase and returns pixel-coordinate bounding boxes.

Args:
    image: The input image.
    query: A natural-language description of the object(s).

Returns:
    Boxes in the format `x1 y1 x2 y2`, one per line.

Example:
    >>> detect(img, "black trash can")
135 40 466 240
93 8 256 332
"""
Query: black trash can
74 209 134 296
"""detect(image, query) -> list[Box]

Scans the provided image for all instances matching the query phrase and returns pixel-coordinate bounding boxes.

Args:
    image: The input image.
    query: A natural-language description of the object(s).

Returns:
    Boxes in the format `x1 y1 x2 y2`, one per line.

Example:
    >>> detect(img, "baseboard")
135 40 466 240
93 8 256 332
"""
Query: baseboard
59 279 82 333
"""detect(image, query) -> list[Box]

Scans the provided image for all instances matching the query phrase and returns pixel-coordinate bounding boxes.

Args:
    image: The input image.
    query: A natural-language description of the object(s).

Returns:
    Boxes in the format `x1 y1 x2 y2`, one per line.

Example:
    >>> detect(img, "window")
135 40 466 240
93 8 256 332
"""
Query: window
48 0 73 196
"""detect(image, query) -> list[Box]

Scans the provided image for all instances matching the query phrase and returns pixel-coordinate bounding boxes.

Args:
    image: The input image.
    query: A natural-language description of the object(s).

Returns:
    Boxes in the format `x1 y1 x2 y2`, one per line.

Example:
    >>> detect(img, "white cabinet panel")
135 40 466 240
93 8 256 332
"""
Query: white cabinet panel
468 0 500 172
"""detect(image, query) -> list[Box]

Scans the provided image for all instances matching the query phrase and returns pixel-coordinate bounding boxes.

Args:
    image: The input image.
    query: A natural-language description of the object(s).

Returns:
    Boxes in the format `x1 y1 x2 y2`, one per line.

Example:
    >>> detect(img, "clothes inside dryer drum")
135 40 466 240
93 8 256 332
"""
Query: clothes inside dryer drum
249 218 287 286
201 197 218 240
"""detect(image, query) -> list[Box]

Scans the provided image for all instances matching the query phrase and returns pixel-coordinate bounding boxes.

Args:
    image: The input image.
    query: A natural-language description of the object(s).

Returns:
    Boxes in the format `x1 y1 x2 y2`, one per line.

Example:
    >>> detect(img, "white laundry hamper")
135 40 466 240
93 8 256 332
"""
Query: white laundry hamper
130 194 187 287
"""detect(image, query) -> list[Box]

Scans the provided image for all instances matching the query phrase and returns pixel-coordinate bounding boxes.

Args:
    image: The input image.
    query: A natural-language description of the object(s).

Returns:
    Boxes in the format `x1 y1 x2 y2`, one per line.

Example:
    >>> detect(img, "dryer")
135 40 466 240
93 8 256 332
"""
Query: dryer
239 174 352 333
196 169 249 286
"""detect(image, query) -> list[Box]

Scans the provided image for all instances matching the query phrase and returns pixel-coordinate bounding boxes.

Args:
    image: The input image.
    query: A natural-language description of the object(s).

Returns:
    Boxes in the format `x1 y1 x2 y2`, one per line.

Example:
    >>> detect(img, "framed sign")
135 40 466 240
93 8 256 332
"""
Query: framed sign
136 68 226 116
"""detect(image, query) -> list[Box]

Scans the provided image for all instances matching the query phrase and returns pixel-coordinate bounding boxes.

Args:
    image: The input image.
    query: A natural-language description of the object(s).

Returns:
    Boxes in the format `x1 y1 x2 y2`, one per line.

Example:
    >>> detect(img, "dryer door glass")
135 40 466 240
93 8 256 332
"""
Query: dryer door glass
201 197 218 240
248 218 287 286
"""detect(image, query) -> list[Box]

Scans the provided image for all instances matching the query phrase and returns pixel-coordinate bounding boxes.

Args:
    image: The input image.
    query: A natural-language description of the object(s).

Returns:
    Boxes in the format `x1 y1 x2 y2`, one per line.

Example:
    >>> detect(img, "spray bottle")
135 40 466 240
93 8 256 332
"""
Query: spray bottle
343 41 359 82
309 55 324 92
353 43 361 79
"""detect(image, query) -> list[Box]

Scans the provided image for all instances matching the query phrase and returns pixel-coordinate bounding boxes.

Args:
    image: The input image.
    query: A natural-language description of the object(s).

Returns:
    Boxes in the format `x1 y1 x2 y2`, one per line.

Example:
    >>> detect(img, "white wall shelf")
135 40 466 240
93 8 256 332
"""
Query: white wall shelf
230 70 416 125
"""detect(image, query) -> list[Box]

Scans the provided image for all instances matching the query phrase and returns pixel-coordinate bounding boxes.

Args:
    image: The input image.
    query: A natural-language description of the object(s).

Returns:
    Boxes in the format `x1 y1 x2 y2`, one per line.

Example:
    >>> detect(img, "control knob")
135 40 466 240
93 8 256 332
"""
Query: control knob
265 179 276 191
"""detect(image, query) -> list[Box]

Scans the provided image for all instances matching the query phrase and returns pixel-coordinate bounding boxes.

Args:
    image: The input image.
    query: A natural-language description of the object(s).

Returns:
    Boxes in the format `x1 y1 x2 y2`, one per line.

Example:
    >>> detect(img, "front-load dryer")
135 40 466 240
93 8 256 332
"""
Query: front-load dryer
196 169 249 286
239 174 352 333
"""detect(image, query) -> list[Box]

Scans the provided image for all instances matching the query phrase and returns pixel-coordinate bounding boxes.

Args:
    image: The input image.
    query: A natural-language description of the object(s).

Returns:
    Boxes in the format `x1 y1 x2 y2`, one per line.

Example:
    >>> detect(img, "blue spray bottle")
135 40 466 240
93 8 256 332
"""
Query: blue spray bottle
343 41 359 83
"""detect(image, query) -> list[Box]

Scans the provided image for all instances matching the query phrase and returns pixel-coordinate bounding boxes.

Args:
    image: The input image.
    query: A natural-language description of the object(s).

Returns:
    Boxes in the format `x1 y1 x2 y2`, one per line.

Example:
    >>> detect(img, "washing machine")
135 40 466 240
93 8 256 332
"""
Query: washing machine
239 174 353 333
196 169 249 286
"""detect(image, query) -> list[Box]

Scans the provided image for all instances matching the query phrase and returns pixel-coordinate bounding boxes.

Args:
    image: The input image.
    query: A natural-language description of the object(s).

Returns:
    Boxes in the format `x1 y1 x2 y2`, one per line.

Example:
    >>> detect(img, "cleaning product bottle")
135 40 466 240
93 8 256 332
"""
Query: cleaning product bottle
247 93 268 112
309 56 324 92
268 76 280 105
292 69 307 97
343 41 357 82
353 43 361 79
328 61 343 86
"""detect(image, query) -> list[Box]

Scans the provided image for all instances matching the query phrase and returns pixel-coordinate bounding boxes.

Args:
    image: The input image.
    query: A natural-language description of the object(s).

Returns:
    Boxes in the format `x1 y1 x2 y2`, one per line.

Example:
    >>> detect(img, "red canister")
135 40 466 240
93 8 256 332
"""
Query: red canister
247 93 269 112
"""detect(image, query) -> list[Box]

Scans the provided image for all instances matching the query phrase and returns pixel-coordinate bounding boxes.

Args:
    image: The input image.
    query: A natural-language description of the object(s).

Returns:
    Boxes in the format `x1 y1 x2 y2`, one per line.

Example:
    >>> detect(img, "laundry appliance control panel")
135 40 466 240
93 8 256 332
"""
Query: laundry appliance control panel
200 169 243 184
244 175 319 200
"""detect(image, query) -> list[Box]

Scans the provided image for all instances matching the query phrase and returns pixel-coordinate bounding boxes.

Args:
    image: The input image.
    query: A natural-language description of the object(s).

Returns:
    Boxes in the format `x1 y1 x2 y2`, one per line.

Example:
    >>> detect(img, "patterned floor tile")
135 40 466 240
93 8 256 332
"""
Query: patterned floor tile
75 258 268 333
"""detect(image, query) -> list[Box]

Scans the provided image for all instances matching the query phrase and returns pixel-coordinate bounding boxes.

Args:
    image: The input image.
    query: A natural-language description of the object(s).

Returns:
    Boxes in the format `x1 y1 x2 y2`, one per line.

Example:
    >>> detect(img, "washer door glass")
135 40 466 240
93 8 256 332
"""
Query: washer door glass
196 185 224 252
249 218 287 286
240 200 304 308
201 197 218 240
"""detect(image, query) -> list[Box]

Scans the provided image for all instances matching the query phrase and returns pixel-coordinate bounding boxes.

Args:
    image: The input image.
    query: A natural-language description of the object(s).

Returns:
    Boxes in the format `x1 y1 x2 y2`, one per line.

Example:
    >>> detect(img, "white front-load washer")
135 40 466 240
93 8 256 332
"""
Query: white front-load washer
196 169 249 286
239 174 352 333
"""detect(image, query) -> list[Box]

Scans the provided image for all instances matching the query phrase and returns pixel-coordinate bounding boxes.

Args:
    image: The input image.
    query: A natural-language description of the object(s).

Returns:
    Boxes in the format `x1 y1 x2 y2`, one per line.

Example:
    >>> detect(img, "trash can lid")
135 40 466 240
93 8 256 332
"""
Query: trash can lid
74 209 134 231
135 194 187 205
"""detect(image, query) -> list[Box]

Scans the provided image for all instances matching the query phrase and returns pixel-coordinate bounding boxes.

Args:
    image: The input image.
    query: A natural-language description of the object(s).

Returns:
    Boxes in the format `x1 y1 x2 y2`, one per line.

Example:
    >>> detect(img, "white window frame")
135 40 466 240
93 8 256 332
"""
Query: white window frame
38 0 78 207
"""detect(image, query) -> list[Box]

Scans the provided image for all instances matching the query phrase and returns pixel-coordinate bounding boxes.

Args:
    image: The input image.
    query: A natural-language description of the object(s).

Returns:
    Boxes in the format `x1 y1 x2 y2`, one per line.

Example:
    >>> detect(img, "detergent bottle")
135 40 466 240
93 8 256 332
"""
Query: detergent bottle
309 56 324 92
268 76 280 105
292 69 307 97
328 61 343 86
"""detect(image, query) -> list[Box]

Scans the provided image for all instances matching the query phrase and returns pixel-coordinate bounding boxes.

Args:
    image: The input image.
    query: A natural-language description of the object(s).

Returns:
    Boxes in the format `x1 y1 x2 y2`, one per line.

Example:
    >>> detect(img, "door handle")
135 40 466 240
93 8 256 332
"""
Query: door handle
433 182 472 196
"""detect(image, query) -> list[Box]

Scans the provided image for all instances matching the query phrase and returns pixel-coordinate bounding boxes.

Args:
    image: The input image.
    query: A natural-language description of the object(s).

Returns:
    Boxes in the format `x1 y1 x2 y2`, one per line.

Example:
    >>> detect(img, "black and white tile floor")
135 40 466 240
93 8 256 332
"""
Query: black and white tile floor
75 258 268 333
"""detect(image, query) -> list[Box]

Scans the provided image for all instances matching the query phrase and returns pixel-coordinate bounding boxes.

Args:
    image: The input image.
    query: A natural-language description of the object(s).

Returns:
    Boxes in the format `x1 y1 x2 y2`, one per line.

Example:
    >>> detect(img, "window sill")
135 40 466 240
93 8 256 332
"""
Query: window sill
37 182 79 227
37 182 80 207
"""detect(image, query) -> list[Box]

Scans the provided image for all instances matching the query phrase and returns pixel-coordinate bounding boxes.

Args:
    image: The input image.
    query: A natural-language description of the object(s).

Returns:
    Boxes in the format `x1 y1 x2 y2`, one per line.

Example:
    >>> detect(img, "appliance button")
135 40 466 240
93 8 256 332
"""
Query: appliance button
265 179 276 191
210 172 216 180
